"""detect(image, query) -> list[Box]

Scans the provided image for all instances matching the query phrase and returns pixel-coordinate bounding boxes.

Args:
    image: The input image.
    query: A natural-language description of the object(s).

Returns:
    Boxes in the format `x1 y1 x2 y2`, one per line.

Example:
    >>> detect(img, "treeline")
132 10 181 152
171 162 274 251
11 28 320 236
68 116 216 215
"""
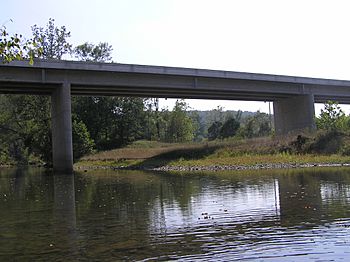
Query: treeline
0 19 274 165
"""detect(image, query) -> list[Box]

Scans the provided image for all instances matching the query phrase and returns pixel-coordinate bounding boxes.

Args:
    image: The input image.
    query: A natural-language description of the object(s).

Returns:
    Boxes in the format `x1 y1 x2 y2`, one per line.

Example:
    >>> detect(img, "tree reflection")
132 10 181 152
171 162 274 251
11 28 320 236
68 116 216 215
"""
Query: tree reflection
2 167 350 260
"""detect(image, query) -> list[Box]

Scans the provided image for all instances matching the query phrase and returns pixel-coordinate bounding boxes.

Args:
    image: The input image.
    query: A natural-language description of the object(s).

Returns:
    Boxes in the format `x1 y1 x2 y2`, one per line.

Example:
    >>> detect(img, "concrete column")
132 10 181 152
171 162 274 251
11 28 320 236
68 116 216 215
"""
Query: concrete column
273 94 316 135
51 81 73 173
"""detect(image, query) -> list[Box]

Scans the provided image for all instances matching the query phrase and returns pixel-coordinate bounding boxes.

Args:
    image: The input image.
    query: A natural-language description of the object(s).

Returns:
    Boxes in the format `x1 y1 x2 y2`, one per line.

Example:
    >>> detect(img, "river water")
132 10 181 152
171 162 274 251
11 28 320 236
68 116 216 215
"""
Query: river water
1 167 350 261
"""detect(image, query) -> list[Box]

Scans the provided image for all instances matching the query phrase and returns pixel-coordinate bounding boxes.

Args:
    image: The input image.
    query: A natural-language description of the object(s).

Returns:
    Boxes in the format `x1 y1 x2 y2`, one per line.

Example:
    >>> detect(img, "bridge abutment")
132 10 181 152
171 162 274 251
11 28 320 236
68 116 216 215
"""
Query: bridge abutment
51 82 73 173
273 94 316 135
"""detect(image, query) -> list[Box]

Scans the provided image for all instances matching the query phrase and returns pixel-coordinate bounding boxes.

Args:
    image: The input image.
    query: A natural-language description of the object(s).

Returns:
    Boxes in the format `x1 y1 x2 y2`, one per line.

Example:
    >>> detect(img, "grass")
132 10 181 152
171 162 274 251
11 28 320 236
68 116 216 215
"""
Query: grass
167 153 350 167
75 134 350 170
80 140 214 161
76 159 142 168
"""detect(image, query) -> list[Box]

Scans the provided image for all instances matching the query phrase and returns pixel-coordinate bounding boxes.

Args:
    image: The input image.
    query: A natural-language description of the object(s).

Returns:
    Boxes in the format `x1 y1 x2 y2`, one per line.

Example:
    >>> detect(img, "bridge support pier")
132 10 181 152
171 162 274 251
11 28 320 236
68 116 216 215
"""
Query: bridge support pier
51 82 73 173
273 94 316 135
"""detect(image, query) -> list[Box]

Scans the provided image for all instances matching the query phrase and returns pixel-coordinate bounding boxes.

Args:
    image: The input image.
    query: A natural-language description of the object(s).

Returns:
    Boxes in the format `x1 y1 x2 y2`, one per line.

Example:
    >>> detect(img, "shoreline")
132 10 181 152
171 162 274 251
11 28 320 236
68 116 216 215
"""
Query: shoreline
2 162 350 173
74 162 350 172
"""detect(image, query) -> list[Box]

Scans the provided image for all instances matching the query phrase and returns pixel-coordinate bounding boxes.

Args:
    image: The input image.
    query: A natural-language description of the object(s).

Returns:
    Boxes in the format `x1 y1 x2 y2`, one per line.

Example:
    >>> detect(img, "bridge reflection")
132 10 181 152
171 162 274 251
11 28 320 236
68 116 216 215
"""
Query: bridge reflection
1 167 350 260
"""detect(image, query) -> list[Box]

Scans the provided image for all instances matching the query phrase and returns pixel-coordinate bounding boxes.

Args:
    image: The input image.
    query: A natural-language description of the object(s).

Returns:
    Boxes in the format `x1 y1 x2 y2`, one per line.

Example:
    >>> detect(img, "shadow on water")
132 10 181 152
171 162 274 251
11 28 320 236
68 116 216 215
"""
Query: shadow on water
1 166 350 260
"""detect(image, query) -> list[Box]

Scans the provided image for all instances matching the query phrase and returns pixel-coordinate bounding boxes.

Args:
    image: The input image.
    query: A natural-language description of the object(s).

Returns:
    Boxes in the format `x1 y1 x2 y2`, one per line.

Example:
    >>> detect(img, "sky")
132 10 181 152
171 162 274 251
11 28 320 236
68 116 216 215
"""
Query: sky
2 0 350 114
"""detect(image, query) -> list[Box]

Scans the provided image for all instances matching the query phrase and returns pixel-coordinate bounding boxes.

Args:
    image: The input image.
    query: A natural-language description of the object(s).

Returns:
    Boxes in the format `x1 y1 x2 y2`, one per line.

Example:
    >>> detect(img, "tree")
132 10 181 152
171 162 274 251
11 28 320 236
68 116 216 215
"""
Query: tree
72 40 147 149
0 26 24 62
0 94 51 163
74 42 113 62
239 111 272 138
72 96 116 149
31 18 72 59
207 121 222 141
207 106 225 127
72 116 94 160
166 100 195 142
0 19 96 165
0 24 38 64
73 40 148 148
189 110 203 141
72 96 146 149
114 97 146 144
316 101 348 131
219 117 240 138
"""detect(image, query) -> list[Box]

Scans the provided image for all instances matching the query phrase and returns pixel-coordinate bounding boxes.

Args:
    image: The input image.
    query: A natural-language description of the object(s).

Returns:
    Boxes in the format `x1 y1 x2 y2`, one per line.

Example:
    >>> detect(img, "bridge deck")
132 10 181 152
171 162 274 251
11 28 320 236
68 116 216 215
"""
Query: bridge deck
1 60 350 103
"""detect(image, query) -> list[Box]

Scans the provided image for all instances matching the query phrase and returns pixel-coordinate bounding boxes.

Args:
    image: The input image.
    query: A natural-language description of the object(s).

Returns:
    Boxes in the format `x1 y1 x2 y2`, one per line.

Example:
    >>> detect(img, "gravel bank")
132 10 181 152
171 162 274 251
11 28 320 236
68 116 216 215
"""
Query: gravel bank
152 163 350 172
75 162 350 172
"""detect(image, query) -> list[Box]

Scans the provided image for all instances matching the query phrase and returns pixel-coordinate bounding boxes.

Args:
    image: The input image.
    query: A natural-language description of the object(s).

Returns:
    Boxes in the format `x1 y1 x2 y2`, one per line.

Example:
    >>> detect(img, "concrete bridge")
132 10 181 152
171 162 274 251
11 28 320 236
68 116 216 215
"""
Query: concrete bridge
2 59 350 172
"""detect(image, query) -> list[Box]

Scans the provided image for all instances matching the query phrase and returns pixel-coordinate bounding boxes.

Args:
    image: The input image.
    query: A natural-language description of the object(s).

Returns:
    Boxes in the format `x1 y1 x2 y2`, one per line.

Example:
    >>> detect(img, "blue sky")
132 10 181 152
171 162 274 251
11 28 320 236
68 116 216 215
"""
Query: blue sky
2 0 350 113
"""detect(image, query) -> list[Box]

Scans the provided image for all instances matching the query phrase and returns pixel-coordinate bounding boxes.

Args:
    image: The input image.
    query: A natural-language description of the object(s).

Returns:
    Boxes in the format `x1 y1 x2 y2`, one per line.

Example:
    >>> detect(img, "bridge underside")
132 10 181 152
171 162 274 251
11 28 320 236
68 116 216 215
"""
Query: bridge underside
2 60 350 172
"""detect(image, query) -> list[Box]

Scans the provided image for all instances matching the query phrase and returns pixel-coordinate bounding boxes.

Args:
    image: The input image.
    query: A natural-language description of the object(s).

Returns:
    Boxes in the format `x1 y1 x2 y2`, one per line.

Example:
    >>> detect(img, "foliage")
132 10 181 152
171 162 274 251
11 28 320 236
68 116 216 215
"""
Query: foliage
207 106 225 126
8 19 346 167
74 42 113 62
219 117 240 138
340 143 350 156
239 111 272 138
0 26 24 62
307 130 344 154
207 111 242 140
1 19 76 165
114 97 146 144
316 101 349 131
31 18 72 59
1 19 131 165
72 116 95 160
166 100 195 142
0 19 74 164
72 38 144 150
72 96 146 150
189 111 202 141
0 24 39 65
207 121 222 141
144 98 159 140
289 135 309 153
0 95 51 163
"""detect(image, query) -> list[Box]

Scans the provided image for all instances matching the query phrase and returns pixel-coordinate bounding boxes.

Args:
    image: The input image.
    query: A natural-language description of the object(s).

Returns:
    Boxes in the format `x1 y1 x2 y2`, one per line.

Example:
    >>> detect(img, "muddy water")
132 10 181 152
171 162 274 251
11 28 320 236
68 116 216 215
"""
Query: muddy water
1 167 350 261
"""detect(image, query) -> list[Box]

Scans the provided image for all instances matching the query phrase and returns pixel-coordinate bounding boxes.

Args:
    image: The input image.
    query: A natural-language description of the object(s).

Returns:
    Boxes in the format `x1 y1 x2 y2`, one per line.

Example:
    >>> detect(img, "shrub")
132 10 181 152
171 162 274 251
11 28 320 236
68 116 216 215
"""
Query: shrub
340 144 350 156
289 134 309 153
72 119 95 161
307 130 343 154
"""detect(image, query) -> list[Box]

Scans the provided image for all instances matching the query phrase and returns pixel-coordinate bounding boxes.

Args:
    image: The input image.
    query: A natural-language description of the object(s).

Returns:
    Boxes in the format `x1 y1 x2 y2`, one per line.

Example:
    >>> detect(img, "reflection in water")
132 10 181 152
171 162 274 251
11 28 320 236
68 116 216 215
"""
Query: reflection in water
1 167 350 260
53 174 77 258
279 172 323 225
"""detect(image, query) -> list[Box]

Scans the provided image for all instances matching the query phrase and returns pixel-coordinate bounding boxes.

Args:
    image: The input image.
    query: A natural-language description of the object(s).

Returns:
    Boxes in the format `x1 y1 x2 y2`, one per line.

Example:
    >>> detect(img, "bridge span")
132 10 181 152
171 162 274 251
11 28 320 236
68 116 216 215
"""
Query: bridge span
1 59 350 172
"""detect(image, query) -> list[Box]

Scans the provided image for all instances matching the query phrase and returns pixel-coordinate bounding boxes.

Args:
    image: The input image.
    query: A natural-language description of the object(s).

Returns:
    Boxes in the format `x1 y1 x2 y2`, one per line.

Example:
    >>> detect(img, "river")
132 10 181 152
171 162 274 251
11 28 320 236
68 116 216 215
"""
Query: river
1 167 350 261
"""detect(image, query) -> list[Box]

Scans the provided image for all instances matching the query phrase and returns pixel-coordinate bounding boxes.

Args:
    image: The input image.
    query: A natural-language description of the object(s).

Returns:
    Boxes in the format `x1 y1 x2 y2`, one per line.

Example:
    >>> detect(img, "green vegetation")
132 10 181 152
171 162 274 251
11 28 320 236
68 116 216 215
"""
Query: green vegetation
74 42 113 62
0 25 25 62
31 18 71 60
316 101 348 131
2 19 350 171
165 100 195 142
0 22 39 64
1 19 95 165
75 101 350 170
75 135 350 170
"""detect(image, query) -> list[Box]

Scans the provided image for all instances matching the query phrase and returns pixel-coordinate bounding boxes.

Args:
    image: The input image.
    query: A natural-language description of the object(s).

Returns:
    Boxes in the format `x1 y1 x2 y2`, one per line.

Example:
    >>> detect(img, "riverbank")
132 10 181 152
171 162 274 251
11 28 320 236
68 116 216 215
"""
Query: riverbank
75 136 350 172
75 160 350 172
